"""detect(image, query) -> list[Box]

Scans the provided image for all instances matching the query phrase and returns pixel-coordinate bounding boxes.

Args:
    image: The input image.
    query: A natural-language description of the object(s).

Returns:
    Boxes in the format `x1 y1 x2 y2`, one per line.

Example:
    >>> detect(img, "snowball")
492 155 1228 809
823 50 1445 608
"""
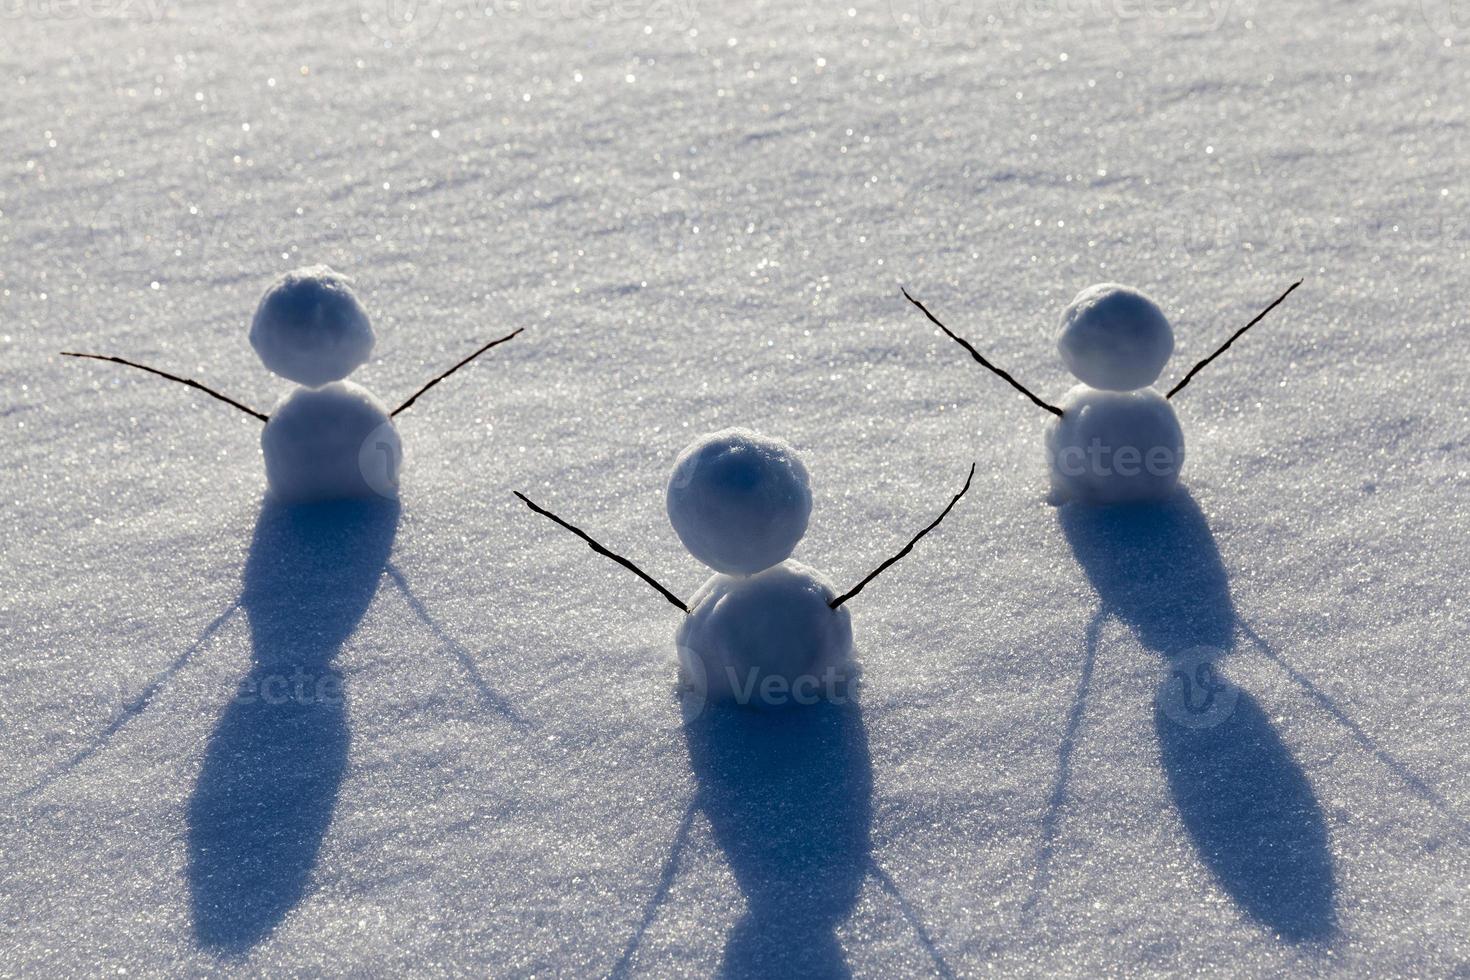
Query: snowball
666 428 812 575
1044 384 1185 505
261 381 402 503
250 266 376 386
1057 283 1175 391
677 560 856 711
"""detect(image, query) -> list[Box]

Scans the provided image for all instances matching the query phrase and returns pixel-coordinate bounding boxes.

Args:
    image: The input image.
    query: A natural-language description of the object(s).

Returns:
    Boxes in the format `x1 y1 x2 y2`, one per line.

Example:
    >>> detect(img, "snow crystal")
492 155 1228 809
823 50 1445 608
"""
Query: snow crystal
13 3 1470 974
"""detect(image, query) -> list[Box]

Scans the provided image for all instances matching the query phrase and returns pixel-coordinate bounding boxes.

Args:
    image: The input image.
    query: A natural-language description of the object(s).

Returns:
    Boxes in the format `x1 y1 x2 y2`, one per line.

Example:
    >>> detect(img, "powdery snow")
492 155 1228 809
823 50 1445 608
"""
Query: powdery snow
2 0 1468 975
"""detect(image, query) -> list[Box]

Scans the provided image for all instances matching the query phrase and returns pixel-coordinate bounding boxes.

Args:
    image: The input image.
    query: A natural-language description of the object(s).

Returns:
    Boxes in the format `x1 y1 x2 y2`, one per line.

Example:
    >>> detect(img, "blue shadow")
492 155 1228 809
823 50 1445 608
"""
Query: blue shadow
683 700 872 978
1154 691 1336 942
1059 490 1337 943
186 497 399 953
1059 492 1234 654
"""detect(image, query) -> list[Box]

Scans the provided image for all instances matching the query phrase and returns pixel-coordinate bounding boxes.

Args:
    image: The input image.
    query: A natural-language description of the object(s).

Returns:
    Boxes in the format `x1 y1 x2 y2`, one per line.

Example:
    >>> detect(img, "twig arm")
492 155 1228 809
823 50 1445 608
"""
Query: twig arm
901 289 1064 418
513 491 689 613
1166 280 1303 400
60 352 268 422
392 327 524 417
830 462 976 610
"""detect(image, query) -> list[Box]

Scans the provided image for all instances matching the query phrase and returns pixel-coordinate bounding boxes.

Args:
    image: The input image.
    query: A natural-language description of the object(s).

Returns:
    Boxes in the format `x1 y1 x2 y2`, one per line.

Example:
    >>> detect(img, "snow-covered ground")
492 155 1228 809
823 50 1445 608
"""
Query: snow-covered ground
2 0 1468 973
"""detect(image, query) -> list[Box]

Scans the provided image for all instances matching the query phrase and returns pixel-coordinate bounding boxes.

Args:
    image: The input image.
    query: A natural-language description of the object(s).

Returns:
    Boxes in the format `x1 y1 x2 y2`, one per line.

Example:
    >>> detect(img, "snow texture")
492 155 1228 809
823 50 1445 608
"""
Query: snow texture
666 428 813 575
1044 385 1185 504
4 0 1470 975
261 381 401 503
677 559 856 710
250 266 376 386
1057 283 1176 390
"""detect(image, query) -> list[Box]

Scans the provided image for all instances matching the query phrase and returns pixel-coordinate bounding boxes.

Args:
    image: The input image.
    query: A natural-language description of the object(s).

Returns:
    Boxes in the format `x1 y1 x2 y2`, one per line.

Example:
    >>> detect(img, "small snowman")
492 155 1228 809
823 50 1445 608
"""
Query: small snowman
902 280 1300 505
516 428 973 711
64 266 521 503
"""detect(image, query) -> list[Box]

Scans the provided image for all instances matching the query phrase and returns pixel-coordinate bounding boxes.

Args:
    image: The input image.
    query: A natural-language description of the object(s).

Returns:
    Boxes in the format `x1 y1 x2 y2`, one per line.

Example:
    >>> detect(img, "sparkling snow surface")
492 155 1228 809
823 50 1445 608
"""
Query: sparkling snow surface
2 0 1469 974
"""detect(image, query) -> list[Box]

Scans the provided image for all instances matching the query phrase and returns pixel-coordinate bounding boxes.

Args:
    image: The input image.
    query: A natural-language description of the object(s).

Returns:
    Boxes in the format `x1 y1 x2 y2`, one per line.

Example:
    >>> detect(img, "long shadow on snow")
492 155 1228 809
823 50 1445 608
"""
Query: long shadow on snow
1057 489 1336 943
187 497 399 953
684 699 872 978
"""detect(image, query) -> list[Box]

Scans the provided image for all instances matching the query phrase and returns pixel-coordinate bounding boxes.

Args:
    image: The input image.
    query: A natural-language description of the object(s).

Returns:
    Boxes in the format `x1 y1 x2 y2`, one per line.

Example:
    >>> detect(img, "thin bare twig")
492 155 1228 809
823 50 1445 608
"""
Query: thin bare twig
1166 280 1303 400
391 327 524 417
61 352 268 422
513 491 689 613
901 289 1064 418
830 462 976 610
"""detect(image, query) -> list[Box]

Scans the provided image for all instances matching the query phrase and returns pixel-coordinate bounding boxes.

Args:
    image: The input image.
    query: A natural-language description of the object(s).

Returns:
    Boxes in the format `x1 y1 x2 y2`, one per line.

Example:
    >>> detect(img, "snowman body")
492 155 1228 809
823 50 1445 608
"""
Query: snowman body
666 429 856 710
1044 284 1185 505
252 267 402 503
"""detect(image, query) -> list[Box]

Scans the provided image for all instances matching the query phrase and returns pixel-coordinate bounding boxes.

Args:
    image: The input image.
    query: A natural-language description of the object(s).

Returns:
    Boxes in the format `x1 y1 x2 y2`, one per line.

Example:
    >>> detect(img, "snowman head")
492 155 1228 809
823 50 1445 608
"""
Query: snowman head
1056 283 1174 391
666 428 813 575
250 266 376 387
